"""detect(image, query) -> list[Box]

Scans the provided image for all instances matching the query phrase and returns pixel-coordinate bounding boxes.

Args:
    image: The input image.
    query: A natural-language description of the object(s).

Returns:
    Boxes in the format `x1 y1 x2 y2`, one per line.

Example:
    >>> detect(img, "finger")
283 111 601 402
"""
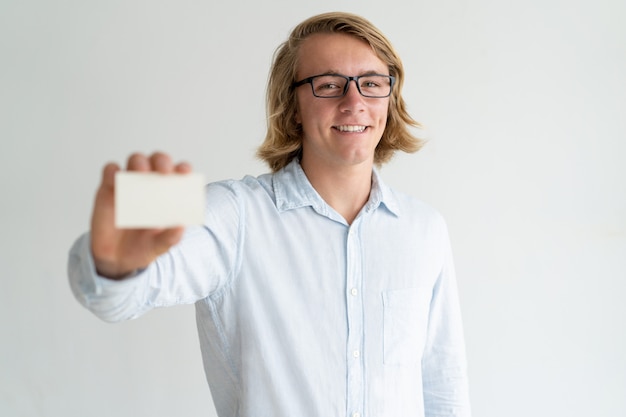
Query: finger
127 153 150 172
175 161 192 174
150 151 174 174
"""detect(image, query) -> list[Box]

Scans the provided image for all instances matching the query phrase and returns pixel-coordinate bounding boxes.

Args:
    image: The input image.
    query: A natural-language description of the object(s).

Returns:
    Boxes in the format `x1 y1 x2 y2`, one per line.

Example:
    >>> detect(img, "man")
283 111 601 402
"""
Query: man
69 12 471 417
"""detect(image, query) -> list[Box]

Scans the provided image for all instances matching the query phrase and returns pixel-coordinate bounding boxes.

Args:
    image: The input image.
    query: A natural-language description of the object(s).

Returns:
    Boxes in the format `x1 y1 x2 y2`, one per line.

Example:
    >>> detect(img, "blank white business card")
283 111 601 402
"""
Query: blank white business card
115 172 205 228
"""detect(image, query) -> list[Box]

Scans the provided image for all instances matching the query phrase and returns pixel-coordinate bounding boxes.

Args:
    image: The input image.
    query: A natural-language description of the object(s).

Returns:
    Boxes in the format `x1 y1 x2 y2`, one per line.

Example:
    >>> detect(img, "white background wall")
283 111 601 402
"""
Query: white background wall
1 0 624 416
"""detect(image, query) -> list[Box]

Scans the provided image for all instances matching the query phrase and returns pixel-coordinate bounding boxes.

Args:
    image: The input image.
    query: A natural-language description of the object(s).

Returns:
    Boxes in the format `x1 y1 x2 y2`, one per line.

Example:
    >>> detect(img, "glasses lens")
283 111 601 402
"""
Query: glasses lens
310 75 392 97
311 75 348 97
358 75 393 97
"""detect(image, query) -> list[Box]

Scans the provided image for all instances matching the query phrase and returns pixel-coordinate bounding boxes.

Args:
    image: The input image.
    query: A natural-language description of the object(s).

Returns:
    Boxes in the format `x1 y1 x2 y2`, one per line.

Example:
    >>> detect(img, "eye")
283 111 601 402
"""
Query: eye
361 80 380 88
317 82 341 90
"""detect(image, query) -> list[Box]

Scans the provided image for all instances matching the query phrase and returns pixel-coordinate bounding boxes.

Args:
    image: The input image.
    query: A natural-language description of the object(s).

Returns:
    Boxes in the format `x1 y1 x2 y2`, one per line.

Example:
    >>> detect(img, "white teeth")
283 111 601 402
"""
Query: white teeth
335 125 366 132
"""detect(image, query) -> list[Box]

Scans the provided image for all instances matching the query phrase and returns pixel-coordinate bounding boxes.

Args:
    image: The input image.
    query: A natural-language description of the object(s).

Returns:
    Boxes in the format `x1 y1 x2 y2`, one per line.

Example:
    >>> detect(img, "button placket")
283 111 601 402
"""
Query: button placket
345 222 365 417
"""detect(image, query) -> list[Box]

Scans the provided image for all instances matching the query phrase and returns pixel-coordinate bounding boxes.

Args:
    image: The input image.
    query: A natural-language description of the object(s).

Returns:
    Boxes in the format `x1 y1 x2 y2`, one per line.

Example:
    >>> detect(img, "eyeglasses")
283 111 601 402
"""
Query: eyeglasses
292 73 396 98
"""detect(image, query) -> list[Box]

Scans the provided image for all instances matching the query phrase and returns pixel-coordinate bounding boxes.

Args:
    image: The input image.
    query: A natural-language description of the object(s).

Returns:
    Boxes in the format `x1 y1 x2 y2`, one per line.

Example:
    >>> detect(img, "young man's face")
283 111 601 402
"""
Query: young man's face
294 33 390 171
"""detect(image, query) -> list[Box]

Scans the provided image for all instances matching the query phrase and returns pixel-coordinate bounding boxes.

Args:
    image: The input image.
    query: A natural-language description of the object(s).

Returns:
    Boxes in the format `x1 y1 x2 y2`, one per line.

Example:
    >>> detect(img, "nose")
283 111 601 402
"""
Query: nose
340 80 365 112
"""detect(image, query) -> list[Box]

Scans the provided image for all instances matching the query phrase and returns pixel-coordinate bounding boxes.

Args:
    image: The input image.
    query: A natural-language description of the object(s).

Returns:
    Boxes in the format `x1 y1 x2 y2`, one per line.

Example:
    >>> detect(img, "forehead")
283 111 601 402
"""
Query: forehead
296 33 388 78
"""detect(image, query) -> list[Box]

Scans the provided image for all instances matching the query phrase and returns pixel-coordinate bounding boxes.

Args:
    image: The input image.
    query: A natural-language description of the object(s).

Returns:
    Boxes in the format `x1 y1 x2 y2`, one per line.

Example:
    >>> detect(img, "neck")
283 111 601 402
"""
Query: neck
300 159 374 225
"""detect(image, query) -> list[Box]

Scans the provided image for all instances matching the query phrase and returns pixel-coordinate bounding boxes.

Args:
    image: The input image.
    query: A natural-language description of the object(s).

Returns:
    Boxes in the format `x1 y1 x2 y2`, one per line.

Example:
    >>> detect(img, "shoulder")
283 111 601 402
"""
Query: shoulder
204 172 276 207
384 186 449 235
386 184 445 220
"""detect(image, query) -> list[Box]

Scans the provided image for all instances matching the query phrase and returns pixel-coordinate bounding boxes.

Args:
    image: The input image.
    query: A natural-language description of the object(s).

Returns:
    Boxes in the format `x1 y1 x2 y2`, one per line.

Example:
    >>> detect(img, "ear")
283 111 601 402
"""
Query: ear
295 111 301 124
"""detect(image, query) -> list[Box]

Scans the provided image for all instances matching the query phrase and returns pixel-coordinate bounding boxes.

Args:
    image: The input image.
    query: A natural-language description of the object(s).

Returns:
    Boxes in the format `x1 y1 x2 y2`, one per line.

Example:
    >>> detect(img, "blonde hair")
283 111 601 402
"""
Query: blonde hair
257 12 423 172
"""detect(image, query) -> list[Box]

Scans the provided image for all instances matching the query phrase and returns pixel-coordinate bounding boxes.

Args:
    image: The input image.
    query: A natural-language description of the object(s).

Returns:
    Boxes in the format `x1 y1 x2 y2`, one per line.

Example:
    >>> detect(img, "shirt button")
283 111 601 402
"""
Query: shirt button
350 288 358 296
353 350 360 358
353 413 361 417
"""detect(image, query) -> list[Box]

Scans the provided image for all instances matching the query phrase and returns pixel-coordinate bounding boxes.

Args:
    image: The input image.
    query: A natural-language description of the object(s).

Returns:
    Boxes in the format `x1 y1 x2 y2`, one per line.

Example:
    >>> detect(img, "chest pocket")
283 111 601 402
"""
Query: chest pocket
382 287 432 366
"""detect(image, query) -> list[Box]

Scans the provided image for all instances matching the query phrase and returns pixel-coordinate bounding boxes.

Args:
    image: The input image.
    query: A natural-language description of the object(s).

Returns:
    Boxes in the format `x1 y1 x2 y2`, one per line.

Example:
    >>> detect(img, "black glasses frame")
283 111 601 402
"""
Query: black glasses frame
292 73 396 98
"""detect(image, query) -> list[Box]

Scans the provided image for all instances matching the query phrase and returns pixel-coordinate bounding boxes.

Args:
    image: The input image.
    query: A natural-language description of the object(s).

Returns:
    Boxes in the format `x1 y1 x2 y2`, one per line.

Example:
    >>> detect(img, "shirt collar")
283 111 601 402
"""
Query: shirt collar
272 159 400 218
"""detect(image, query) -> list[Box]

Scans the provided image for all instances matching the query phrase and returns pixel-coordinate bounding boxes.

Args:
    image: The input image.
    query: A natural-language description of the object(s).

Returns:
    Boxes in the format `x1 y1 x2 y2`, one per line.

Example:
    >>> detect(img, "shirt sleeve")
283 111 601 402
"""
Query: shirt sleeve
421 222 471 417
67 181 243 323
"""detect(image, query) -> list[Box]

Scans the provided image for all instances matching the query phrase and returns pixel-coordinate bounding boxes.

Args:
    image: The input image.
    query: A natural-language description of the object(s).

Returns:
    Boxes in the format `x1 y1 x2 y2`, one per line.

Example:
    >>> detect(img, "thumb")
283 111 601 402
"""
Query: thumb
91 163 121 255
101 163 120 193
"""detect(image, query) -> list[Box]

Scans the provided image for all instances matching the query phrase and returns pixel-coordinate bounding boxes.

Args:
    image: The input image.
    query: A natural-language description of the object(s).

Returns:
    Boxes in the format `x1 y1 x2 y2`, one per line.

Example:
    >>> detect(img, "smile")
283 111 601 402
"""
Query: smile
334 125 367 133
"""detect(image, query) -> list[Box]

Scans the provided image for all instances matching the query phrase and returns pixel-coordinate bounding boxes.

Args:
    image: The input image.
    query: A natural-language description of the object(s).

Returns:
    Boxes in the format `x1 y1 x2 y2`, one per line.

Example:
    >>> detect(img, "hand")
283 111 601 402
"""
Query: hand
90 152 192 279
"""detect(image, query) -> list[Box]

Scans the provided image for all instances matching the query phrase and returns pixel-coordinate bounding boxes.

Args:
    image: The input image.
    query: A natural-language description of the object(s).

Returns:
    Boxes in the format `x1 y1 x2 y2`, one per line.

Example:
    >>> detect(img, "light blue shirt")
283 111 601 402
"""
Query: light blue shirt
69 160 471 417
